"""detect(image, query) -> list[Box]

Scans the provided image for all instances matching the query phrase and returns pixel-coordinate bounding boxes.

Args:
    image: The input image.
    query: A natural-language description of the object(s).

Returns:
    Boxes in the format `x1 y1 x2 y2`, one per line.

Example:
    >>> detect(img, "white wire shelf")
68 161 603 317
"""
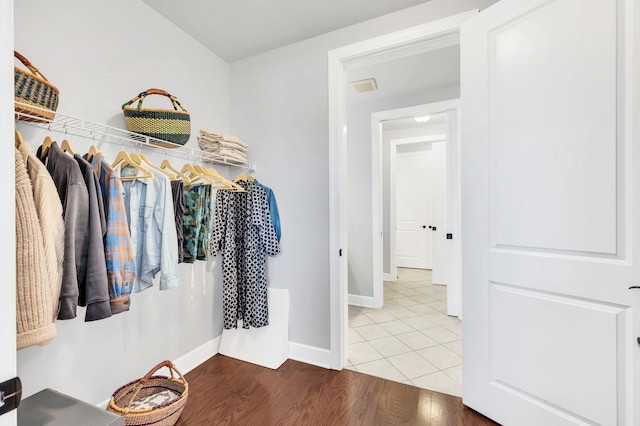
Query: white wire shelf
14 102 255 171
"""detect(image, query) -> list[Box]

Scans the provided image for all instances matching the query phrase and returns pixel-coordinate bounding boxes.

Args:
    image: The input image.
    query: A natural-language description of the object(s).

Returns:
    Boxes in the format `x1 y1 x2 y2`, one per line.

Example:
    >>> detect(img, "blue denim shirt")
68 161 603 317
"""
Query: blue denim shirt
120 167 179 292
254 179 281 242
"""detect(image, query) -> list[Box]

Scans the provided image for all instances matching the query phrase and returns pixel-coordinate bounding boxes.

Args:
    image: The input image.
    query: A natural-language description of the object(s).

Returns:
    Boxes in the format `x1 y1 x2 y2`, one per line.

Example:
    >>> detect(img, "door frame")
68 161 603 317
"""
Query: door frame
390 135 447 277
328 10 476 369
1 1 16 424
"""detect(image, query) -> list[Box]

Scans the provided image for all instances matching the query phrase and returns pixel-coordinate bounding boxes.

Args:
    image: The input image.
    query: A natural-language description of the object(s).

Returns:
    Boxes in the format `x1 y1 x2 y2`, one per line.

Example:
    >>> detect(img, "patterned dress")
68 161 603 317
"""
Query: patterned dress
212 182 280 329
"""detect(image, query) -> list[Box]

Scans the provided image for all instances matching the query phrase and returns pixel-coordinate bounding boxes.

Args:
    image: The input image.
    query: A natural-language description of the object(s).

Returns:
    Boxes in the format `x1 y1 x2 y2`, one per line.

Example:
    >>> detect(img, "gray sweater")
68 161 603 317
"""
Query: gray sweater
38 142 89 320
75 154 112 321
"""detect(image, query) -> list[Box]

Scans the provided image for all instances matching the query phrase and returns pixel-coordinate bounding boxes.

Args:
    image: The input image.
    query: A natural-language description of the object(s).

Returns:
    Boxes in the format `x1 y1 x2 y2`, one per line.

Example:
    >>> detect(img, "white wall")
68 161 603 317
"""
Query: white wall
14 0 229 404
230 0 499 350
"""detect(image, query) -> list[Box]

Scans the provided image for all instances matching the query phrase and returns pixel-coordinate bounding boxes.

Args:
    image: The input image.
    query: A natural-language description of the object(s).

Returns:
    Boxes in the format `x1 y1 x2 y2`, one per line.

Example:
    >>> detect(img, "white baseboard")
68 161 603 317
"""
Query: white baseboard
383 273 396 282
174 335 221 375
288 342 331 369
96 336 221 409
348 294 375 308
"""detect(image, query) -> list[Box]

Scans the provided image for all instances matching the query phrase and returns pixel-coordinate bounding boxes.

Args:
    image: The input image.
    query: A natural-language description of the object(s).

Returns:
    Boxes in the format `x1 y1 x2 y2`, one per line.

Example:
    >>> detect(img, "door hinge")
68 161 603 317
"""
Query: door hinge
339 249 343 257
0 376 22 416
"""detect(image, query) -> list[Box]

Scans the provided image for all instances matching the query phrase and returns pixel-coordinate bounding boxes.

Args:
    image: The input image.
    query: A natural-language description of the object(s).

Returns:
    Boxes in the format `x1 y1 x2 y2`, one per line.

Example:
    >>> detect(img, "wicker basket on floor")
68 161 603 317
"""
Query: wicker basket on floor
107 360 188 426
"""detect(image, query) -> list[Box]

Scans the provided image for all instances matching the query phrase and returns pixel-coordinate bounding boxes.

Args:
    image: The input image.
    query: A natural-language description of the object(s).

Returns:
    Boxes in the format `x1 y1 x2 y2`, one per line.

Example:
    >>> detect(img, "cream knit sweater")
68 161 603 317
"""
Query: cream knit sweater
15 147 57 349
17 142 64 320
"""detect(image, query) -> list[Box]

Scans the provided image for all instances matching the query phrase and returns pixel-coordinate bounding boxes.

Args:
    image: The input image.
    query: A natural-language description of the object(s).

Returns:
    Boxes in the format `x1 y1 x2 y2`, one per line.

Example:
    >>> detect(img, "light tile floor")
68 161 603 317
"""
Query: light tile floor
346 268 463 397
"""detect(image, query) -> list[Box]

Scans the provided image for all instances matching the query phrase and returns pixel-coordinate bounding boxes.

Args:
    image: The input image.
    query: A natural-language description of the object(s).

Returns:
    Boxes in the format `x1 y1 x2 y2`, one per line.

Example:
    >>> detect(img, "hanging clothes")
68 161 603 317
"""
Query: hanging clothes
15 147 57 349
37 142 89 320
120 166 179 292
170 180 185 263
16 142 64 321
182 183 213 263
74 155 112 321
88 152 136 314
212 188 238 328
239 180 280 328
253 178 281 242
213 181 280 329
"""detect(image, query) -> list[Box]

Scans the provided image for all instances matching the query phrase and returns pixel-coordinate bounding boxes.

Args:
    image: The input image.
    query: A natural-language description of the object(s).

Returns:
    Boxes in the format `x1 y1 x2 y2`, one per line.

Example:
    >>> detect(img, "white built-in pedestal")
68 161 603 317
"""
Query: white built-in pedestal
218 288 289 369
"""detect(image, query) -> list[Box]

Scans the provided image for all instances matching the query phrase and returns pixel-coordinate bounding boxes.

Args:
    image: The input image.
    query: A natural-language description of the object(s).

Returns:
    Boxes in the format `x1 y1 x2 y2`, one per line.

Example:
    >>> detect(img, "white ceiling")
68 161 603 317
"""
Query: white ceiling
143 0 456 135
143 0 430 62
346 42 459 133
346 44 460 105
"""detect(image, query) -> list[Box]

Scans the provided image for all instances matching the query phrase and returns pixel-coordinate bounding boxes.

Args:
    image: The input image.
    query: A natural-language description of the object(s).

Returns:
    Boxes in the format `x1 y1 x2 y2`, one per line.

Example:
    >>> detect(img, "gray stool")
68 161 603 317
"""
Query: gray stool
18 388 124 426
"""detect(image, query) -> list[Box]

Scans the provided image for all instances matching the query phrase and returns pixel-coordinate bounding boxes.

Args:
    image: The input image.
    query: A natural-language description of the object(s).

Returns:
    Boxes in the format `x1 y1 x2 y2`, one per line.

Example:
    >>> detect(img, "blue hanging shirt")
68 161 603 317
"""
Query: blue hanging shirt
253 179 281 242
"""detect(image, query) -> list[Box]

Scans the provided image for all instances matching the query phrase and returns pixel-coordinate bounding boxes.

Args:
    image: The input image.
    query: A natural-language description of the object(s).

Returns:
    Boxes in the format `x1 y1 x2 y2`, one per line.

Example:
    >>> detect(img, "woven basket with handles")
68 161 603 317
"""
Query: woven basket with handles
107 360 188 426
14 51 59 123
122 88 190 148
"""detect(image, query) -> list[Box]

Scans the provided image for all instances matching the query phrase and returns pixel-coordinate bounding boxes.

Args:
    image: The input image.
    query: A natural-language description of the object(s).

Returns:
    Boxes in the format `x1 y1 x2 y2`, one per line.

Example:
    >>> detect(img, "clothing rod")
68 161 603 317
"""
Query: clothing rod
14 102 255 171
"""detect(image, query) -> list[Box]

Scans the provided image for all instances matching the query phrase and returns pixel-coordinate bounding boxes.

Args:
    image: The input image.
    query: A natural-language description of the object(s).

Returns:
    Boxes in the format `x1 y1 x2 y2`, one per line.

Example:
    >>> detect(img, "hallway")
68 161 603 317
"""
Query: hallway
346 268 463 397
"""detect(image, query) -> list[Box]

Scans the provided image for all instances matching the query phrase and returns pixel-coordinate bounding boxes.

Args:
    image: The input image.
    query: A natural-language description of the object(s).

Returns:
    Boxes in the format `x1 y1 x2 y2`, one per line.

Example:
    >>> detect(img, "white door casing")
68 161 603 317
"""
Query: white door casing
1 0 16 425
396 151 430 269
431 141 447 285
461 0 639 425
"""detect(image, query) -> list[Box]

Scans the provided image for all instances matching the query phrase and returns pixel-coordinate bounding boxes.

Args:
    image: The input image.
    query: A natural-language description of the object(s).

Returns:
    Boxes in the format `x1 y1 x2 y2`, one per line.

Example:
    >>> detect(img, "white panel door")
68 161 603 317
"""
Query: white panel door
396 152 430 269
431 142 447 285
461 0 639 425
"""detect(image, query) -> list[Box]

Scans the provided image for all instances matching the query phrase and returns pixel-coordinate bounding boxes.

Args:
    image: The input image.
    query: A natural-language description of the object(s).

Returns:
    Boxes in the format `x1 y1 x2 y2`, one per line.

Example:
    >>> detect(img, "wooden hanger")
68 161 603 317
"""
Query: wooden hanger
130 153 175 180
193 165 230 189
39 135 55 158
15 130 24 148
233 173 248 183
181 163 215 185
86 145 101 162
160 159 191 184
111 151 154 181
205 167 246 192
60 139 76 155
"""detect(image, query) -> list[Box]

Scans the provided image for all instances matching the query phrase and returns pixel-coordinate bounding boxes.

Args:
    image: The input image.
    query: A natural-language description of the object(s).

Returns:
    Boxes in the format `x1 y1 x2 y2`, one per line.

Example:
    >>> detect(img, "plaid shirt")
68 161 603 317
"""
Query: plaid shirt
88 153 136 314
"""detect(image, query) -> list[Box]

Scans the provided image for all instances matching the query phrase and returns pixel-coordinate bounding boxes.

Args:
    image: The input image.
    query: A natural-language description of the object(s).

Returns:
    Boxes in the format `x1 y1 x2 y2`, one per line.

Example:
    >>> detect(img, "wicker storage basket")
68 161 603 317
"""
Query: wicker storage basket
122 89 190 148
14 51 59 123
107 360 188 426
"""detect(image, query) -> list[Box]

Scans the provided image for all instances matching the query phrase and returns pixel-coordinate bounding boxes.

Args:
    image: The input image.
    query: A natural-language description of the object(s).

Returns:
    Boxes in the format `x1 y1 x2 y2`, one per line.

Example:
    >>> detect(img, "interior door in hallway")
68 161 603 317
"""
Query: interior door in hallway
396 152 431 269
461 0 639 425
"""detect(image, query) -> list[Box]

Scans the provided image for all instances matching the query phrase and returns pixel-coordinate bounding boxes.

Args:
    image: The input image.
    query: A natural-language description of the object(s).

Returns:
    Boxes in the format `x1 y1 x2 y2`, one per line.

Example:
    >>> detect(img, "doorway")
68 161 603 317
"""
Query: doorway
346 106 462 395
329 11 474 370
386 111 451 286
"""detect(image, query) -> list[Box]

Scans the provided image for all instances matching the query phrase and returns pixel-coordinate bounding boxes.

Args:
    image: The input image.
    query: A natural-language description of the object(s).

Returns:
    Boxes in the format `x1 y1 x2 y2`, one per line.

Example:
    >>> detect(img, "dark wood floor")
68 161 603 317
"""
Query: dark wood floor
176 355 498 425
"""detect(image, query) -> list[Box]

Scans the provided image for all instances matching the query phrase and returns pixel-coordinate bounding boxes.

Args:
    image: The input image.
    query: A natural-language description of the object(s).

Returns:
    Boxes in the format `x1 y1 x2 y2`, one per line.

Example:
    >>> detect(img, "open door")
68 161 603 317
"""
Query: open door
461 0 639 425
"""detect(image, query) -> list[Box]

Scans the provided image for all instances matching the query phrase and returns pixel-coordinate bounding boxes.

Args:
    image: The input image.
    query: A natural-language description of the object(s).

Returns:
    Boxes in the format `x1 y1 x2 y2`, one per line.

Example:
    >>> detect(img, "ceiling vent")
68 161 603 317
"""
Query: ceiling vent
350 78 378 93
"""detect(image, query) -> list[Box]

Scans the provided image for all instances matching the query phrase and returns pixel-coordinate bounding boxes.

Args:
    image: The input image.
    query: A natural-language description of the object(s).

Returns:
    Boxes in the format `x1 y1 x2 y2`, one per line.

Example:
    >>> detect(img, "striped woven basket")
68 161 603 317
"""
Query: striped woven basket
122 89 190 148
14 51 59 123
107 360 188 426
